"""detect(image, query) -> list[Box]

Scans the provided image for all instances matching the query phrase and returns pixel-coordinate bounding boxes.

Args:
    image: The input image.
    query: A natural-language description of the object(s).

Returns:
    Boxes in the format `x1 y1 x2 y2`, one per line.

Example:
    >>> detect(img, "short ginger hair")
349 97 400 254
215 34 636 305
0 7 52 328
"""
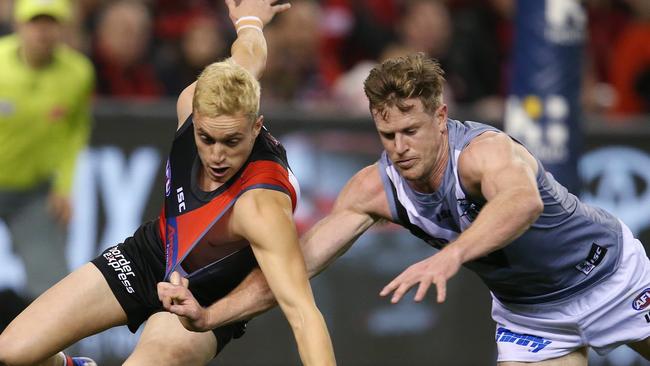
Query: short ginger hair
364 53 445 118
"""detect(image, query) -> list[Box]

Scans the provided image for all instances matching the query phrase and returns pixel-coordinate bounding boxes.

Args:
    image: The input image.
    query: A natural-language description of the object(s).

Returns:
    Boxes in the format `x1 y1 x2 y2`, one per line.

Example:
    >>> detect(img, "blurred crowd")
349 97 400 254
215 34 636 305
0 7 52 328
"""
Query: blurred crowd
0 0 648 117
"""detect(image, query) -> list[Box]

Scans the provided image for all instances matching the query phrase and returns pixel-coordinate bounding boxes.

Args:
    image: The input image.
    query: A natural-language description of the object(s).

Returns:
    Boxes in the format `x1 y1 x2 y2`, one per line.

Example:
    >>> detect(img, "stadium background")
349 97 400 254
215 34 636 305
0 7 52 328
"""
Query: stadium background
1 0 650 365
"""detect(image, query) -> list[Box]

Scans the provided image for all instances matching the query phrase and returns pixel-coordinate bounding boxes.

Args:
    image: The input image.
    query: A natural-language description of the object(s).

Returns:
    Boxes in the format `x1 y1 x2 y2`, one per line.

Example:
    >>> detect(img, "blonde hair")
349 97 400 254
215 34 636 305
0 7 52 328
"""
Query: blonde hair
364 53 445 118
193 59 261 121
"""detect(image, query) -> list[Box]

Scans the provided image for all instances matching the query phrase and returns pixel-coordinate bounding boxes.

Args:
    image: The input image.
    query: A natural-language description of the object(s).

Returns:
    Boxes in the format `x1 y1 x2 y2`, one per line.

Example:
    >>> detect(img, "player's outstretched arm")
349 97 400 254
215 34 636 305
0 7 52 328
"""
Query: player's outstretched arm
161 166 387 330
380 132 543 304
199 165 388 327
232 189 335 366
226 0 290 79
175 0 290 126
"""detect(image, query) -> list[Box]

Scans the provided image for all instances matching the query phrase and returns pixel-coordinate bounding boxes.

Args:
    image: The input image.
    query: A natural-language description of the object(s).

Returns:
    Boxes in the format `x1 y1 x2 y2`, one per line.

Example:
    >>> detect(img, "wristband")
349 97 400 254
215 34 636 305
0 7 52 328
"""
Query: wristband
236 24 263 34
235 16 263 26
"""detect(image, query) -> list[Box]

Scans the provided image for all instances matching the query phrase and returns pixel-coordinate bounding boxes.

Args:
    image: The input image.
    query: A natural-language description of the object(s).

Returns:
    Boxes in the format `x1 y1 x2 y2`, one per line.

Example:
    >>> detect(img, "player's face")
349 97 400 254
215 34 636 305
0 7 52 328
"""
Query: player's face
373 98 448 190
193 112 263 189
16 15 62 65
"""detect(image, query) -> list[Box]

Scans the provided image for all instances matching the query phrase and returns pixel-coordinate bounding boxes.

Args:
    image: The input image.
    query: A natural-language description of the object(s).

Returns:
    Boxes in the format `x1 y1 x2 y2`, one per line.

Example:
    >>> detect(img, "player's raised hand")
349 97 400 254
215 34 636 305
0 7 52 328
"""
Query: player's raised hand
379 247 462 304
157 271 210 332
225 0 291 28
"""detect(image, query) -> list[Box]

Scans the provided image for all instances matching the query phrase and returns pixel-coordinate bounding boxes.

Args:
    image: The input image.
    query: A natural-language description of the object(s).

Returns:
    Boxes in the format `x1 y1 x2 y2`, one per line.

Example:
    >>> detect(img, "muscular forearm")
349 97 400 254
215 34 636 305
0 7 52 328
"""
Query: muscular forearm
231 28 267 79
205 268 275 328
449 188 542 263
203 241 328 329
302 210 372 277
205 212 371 328
203 230 336 328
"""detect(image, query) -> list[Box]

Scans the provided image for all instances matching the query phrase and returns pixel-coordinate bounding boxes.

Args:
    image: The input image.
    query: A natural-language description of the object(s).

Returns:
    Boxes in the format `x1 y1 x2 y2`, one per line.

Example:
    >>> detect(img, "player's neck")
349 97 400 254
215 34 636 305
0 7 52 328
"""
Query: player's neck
411 136 449 194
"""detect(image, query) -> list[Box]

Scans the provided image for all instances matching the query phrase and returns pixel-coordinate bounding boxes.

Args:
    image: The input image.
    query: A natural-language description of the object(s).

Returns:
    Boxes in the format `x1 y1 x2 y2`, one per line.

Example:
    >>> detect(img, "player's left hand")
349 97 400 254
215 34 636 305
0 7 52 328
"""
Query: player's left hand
379 247 462 304
157 271 211 332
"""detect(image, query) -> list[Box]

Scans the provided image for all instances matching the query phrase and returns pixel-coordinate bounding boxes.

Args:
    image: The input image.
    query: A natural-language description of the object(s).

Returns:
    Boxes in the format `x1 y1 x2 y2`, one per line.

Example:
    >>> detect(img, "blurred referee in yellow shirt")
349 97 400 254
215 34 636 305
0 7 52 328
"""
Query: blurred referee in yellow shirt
0 0 94 305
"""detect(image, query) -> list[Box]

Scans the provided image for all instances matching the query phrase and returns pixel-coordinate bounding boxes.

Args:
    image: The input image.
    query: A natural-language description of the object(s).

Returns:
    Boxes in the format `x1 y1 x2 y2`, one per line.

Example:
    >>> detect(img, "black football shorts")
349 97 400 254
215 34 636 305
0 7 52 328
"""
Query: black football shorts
91 220 256 354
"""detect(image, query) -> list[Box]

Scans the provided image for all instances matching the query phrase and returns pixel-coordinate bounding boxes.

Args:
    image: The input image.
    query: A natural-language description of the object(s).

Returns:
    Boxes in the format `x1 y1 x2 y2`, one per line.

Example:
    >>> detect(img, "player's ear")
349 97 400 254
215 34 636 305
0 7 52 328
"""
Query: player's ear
252 115 264 137
436 104 448 132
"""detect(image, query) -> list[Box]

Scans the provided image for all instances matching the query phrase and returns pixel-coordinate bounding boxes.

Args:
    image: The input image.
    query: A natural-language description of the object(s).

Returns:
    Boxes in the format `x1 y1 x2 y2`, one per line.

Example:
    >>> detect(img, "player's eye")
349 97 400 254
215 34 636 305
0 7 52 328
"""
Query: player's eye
226 139 240 147
199 134 214 144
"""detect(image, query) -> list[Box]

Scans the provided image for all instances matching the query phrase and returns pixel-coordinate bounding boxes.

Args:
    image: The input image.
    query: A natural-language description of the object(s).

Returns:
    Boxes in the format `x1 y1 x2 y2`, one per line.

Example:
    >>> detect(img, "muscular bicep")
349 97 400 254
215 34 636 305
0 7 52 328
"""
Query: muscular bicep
232 189 312 309
459 133 540 201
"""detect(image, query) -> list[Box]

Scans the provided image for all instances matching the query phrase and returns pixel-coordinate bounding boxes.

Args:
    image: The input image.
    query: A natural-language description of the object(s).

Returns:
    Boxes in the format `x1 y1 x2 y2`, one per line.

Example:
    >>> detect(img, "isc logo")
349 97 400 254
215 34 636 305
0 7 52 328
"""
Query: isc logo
632 288 650 311
177 187 186 213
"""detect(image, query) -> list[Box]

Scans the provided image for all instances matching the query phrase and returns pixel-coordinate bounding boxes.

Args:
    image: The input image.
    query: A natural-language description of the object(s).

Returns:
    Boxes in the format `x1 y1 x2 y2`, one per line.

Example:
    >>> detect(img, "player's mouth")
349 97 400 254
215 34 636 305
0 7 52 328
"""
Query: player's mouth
395 158 417 169
209 166 229 178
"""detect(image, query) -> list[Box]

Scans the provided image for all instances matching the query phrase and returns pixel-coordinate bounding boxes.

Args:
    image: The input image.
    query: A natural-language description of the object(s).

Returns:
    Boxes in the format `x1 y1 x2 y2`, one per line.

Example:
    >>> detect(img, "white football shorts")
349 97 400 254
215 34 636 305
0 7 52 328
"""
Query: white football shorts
491 221 650 363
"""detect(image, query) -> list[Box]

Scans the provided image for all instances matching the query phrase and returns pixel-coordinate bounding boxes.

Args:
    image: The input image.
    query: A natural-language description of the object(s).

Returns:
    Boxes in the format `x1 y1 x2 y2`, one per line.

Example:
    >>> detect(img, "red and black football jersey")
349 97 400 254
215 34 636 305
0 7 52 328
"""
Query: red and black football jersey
158 116 299 280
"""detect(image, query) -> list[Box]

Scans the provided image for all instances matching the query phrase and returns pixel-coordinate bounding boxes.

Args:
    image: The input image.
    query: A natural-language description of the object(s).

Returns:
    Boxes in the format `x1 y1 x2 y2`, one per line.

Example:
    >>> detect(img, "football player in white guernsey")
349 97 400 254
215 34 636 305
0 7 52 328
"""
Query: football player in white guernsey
198 53 650 365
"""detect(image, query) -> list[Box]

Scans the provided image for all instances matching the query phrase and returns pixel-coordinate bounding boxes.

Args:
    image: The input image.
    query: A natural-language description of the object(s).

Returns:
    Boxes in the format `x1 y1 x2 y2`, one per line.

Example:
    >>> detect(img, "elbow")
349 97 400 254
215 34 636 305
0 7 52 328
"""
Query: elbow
509 187 543 225
524 191 544 223
283 306 307 333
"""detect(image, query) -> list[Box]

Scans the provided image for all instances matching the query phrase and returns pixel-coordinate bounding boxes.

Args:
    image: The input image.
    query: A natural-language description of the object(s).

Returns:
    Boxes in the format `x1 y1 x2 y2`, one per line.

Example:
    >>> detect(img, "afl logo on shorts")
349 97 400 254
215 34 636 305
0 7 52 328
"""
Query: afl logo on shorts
632 288 650 310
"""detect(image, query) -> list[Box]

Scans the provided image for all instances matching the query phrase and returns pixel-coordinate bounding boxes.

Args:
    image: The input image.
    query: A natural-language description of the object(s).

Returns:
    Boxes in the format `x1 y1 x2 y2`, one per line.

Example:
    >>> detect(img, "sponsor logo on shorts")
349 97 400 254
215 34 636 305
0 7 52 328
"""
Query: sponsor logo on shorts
495 327 552 353
632 288 650 311
103 246 136 294
575 243 607 275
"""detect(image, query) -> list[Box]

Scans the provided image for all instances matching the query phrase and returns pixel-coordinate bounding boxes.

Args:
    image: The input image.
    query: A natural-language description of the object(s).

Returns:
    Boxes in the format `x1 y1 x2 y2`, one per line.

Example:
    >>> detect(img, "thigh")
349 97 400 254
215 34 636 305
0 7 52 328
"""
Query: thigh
492 299 584 363
125 312 217 366
0 263 127 364
499 348 588 366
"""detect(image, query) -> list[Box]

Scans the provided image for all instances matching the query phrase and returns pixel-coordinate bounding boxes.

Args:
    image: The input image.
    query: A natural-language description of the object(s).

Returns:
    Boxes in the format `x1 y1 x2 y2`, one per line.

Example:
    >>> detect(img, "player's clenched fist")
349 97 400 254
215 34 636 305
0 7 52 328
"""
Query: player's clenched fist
157 271 211 332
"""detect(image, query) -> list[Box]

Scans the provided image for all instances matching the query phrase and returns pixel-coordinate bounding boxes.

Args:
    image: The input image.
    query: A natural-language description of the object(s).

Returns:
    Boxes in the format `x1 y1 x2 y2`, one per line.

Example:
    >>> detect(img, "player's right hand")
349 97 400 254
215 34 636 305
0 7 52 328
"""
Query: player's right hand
157 271 211 332
225 0 291 28
379 246 462 304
